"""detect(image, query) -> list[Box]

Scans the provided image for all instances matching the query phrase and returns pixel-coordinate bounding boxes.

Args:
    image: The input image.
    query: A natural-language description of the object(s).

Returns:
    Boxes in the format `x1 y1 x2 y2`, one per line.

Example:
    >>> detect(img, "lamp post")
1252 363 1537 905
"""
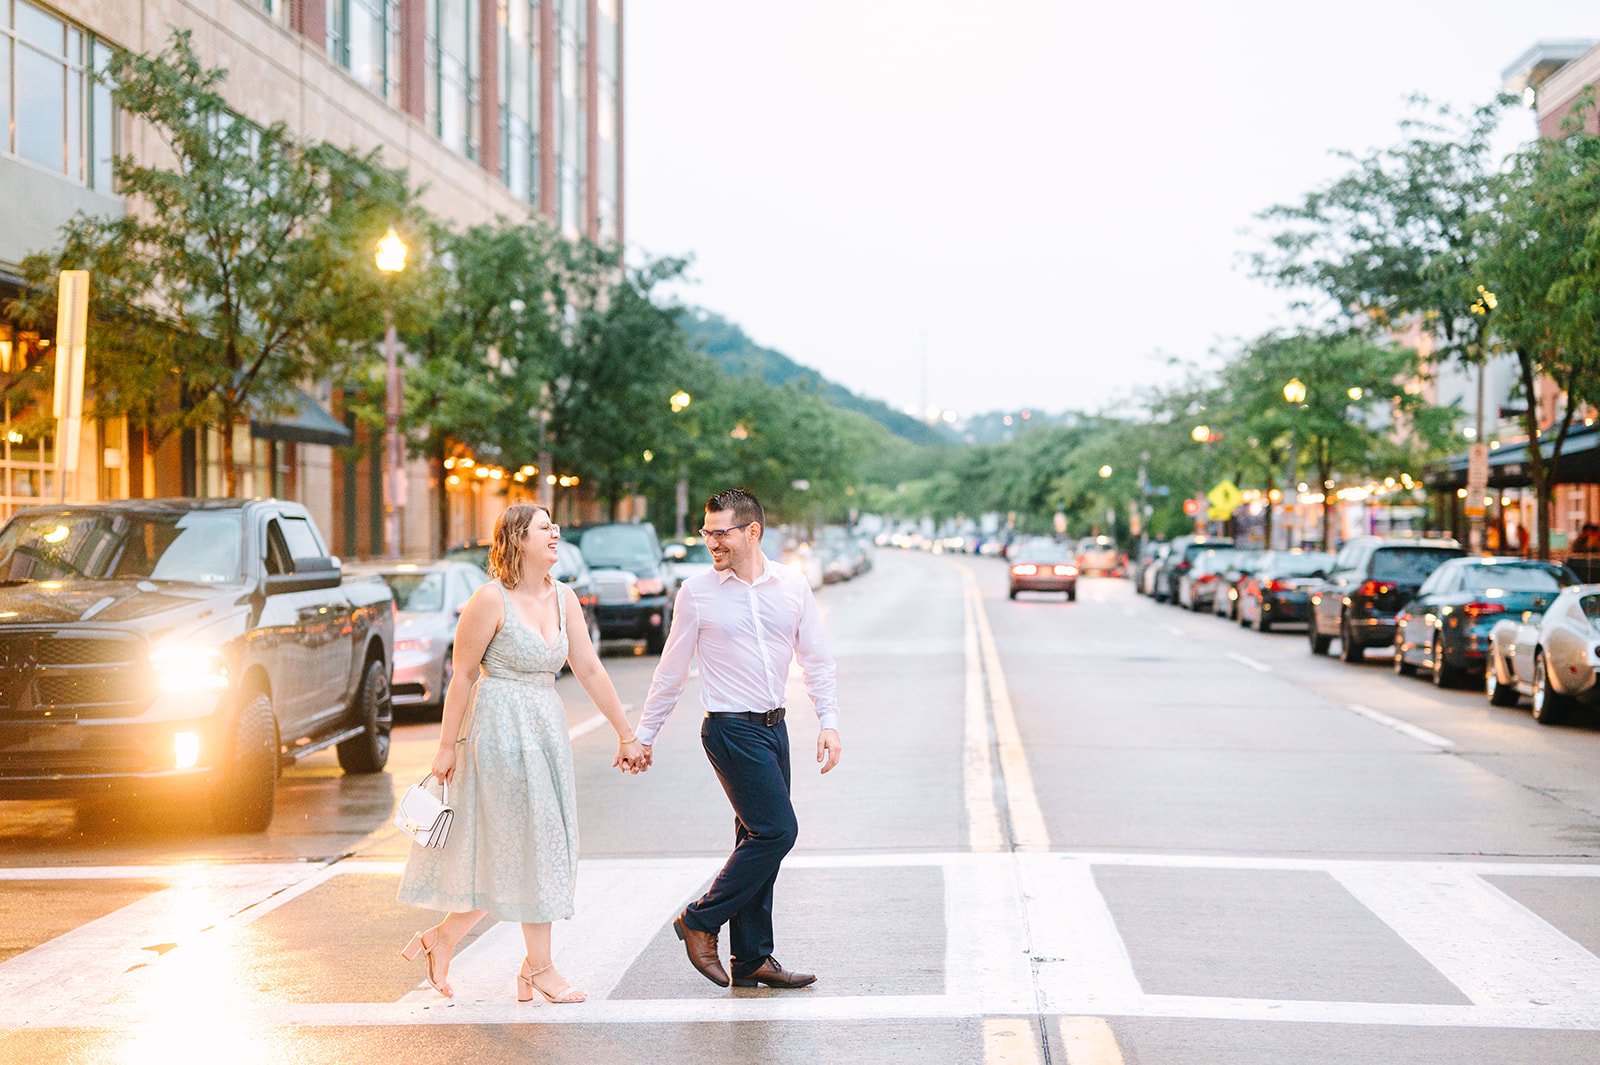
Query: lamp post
1280 378 1307 549
670 390 692 538
375 227 408 558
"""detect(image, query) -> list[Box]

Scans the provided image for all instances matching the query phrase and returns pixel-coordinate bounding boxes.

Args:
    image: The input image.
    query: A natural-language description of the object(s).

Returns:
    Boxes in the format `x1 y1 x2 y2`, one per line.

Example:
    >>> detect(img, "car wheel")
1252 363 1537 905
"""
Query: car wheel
1009 588 1018 600
1486 660 1520 707
1067 588 1077 602
211 691 279 834
337 658 393 774
1308 617 1331 655
1339 615 1364 663
1394 635 1417 676
1431 635 1463 689
1532 651 1572 725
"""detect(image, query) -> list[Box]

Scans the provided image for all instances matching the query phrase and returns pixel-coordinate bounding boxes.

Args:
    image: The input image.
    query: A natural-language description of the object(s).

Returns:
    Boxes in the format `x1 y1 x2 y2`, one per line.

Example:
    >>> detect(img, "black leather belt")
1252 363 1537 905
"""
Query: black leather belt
712 707 787 727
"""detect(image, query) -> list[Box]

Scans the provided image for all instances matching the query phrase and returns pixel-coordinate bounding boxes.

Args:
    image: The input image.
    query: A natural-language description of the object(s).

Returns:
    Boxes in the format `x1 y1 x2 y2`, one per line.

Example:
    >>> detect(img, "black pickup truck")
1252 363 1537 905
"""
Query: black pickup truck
0 499 395 832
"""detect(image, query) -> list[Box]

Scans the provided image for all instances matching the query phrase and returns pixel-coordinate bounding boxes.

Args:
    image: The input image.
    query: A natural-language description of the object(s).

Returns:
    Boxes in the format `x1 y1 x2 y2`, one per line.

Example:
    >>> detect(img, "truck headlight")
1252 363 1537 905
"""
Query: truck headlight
174 731 201 769
150 644 230 694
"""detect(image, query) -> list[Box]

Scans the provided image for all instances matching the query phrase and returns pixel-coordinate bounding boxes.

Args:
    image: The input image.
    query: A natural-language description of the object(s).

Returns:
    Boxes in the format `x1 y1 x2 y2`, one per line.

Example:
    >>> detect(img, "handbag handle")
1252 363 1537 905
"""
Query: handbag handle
420 773 449 807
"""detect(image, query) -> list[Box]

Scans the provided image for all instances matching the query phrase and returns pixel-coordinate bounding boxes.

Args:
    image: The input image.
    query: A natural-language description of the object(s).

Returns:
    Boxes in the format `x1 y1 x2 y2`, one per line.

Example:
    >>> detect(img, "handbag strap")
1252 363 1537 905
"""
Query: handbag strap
419 773 449 807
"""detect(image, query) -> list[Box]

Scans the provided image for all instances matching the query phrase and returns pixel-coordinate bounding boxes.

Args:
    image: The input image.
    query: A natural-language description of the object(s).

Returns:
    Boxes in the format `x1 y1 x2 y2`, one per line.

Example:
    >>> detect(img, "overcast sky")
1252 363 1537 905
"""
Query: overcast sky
624 1 1599 421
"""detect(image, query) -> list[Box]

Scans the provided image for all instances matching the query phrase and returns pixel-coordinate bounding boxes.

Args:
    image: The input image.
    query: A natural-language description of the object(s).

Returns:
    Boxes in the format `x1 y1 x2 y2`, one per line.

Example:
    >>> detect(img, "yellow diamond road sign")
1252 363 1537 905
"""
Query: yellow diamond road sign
1207 480 1243 520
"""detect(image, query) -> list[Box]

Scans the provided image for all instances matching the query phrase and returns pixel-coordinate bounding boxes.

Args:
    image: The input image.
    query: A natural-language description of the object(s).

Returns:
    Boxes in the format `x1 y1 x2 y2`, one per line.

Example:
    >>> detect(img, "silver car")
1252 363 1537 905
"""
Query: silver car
354 561 487 716
1486 583 1600 724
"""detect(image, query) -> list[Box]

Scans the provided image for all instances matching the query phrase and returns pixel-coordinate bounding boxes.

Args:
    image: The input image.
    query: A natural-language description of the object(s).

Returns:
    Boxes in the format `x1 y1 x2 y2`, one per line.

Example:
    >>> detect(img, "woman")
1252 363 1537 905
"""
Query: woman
397 503 646 1003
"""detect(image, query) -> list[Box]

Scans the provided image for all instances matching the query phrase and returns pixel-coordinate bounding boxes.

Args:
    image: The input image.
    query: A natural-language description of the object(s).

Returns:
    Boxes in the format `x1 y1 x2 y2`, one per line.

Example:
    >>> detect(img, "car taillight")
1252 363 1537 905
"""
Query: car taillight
634 577 665 596
1357 580 1393 598
1266 579 1291 593
1462 601 1506 618
1196 573 1217 585
1053 564 1077 576
1177 561 1192 572
1012 564 1038 576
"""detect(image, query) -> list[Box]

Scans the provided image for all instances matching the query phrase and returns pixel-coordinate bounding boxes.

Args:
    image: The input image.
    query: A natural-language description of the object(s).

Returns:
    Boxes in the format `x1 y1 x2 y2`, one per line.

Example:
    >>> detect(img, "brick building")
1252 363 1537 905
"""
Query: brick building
0 0 623 556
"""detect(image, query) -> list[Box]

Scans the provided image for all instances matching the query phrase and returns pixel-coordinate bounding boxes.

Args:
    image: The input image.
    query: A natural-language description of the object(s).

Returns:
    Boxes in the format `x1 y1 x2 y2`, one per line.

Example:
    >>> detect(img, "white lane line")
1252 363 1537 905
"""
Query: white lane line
984 1018 1043 1065
963 586 1006 853
1346 703 1455 750
1224 651 1271 674
1059 1016 1126 1065
1332 865 1600 1009
1020 855 1141 1008
966 575 1051 852
943 853 1034 1013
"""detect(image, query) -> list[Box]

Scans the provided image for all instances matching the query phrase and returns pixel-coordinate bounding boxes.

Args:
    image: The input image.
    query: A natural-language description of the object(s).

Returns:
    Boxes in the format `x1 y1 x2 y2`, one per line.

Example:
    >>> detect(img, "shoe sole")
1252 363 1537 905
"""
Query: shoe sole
731 975 817 989
673 917 732 987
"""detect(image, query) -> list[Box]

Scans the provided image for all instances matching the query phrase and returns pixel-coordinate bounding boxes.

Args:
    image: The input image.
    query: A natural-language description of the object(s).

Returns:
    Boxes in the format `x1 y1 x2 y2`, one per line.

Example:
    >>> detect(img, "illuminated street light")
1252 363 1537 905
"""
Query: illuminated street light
1347 386 1364 401
375 227 410 558
1283 378 1307 404
1191 425 1211 443
1098 465 1113 478
670 390 692 413
375 228 409 274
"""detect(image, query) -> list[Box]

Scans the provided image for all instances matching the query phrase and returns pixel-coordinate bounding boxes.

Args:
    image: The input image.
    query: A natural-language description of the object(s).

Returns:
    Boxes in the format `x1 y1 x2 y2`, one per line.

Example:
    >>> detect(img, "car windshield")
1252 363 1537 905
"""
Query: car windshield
1371 548 1462 583
1581 594 1600 626
576 526 656 571
677 542 714 563
383 571 445 611
0 509 243 584
1458 565 1568 593
444 544 490 571
1184 541 1230 562
1017 544 1072 563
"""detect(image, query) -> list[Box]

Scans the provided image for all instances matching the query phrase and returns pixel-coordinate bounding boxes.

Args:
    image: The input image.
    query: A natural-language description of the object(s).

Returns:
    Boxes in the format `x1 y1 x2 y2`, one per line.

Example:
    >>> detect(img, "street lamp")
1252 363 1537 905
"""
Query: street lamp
1098 465 1113 478
1191 424 1211 443
1278 378 1307 550
1347 386 1364 401
1283 378 1307 405
670 389 693 537
375 227 409 558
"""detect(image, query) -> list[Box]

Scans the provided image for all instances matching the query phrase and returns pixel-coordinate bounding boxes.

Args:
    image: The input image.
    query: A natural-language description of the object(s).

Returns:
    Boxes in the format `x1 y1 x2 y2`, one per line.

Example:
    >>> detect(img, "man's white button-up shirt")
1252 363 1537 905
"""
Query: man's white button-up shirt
636 557 839 746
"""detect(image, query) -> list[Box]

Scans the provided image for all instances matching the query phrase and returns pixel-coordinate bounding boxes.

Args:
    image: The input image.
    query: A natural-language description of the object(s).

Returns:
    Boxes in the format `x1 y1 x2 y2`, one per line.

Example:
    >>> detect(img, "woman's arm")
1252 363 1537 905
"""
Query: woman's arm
562 583 646 772
430 584 501 783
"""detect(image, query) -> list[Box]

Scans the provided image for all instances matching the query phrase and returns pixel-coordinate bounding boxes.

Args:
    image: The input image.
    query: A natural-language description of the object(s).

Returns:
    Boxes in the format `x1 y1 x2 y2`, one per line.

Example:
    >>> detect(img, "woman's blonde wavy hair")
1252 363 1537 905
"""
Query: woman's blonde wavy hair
488 503 554 590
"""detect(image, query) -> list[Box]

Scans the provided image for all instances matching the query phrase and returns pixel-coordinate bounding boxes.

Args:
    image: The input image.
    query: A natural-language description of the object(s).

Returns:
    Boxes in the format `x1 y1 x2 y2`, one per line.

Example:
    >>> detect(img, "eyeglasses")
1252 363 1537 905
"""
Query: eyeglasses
535 523 561 538
698 522 754 542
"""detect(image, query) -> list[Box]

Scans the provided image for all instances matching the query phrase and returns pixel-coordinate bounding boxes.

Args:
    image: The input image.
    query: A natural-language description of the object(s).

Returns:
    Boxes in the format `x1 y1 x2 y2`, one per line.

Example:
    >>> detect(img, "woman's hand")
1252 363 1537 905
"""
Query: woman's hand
432 744 458 785
614 738 647 774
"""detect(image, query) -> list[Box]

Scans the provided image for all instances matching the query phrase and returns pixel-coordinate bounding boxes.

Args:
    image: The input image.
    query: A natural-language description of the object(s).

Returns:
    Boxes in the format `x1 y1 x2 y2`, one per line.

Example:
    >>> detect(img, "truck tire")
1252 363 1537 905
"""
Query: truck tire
212 692 279 834
337 658 393 773
646 605 671 655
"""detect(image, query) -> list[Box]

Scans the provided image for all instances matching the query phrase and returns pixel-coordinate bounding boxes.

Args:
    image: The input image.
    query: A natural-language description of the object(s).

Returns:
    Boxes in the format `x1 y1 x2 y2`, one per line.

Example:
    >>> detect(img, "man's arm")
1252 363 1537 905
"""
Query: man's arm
794 580 841 773
635 583 699 748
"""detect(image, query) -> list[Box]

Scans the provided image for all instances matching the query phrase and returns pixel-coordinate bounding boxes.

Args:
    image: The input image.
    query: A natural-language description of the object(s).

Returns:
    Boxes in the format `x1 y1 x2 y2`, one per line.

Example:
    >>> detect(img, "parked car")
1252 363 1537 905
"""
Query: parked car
663 538 716 582
1075 536 1121 577
0 499 394 832
1131 541 1168 593
1308 537 1464 662
1237 551 1333 632
1138 543 1171 597
569 524 678 653
1211 550 1264 619
352 560 487 715
1485 583 1600 723
1177 548 1239 611
1395 558 1576 689
762 527 824 590
1155 536 1234 604
1008 540 1078 601
444 538 603 652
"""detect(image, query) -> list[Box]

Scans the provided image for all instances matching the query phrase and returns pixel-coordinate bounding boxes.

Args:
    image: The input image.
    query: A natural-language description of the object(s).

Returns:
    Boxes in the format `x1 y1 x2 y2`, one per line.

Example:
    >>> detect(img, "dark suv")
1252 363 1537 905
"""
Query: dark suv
1157 535 1234 604
570 523 678 653
1308 537 1464 662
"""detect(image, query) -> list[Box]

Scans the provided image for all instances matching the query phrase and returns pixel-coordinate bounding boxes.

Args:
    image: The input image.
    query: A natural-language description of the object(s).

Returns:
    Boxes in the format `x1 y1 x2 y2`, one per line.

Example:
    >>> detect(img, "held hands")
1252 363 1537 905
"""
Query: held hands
431 744 458 786
614 738 651 774
817 728 842 775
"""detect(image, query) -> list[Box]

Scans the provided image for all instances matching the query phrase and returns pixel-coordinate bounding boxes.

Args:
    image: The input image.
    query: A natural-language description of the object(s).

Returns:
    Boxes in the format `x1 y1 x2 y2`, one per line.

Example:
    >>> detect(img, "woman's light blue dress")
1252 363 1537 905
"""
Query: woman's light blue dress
398 580 578 923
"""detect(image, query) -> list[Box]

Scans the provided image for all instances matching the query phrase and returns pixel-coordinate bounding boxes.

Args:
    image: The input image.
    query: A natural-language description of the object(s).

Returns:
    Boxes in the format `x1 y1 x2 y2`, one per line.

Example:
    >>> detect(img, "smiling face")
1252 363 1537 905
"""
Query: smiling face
520 512 561 566
702 508 760 573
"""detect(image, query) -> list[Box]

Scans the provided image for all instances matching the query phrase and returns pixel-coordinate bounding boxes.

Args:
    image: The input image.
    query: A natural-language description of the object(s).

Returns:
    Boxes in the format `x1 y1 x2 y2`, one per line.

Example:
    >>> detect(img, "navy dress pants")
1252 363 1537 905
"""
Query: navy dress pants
683 715 797 977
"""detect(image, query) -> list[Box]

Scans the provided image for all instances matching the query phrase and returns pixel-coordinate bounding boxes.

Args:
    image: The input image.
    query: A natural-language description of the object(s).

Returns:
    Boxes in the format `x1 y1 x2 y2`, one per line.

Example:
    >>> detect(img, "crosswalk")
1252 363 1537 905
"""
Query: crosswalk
4 849 1599 1033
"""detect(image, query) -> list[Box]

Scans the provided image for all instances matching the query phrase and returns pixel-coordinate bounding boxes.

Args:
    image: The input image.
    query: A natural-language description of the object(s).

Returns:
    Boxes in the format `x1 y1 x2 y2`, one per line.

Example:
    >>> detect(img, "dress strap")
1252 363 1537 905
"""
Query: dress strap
496 580 517 629
555 577 567 634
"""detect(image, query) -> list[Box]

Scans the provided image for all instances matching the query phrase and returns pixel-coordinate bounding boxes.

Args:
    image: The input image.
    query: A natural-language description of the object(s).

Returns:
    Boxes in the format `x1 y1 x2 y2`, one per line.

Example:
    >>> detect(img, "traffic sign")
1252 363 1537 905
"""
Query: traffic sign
1207 479 1243 521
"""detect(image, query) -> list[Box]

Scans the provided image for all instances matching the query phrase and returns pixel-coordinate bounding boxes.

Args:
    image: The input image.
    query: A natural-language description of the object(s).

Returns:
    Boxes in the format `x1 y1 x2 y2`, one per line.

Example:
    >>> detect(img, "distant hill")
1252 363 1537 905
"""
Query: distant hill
679 309 954 448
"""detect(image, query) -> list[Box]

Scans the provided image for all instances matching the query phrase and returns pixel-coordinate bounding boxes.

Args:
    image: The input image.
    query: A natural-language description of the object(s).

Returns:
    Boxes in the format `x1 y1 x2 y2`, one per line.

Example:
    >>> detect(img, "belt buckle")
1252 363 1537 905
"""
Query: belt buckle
764 707 783 727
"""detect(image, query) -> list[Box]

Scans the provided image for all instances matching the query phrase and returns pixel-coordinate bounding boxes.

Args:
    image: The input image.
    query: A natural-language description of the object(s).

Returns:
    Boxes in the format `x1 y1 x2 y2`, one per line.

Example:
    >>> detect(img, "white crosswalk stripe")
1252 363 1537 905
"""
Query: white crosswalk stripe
4 851 1600 1031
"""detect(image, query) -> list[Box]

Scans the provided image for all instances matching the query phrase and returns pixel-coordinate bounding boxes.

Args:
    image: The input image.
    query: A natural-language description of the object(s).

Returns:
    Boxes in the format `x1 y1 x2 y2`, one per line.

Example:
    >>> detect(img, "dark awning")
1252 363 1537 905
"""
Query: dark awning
249 388 352 448
1425 422 1600 489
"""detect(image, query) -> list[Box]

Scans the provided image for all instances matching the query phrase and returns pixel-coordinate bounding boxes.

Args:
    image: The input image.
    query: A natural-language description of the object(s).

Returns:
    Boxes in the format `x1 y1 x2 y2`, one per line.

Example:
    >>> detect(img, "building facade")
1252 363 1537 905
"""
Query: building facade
0 0 623 555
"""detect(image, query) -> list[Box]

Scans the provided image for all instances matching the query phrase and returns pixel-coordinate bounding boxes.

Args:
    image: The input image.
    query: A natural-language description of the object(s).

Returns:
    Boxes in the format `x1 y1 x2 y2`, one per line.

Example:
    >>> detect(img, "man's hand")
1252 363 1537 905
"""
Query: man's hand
817 729 841 775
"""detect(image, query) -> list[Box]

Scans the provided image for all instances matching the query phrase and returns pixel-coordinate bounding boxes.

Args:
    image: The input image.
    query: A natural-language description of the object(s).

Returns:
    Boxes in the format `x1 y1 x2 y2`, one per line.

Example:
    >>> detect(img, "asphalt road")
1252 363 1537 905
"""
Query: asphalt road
4 549 1600 1064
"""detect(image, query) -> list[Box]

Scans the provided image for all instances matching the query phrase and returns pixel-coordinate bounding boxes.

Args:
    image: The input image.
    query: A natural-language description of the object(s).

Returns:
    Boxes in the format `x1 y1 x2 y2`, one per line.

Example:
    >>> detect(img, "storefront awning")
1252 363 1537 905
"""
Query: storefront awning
249 388 352 448
1426 422 1600 489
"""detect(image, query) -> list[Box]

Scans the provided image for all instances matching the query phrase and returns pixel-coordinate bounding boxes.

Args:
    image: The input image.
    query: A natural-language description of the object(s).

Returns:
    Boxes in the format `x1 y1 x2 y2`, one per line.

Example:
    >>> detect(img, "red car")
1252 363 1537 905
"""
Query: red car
1009 540 1078 601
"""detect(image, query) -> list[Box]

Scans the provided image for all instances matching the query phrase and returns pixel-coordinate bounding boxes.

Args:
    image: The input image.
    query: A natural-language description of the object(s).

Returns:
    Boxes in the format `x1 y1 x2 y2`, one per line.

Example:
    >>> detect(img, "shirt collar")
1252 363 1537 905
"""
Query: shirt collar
717 554 776 587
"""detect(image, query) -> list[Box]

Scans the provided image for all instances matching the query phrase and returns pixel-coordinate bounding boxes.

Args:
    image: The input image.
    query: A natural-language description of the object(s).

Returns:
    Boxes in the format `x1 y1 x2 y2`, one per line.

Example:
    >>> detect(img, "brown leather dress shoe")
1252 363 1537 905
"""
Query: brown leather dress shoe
673 914 731 987
731 957 816 989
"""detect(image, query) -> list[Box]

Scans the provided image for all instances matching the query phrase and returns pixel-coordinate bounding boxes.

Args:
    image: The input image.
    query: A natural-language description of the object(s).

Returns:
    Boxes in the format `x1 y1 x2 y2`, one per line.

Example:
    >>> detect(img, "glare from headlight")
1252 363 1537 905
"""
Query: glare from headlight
174 732 201 769
150 644 229 694
396 637 434 653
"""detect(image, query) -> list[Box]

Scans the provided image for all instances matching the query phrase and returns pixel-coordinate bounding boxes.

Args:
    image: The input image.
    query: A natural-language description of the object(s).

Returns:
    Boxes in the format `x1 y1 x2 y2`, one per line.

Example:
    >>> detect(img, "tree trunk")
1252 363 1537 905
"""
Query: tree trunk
220 412 238 497
1516 350 1551 561
1319 439 1334 549
434 438 451 553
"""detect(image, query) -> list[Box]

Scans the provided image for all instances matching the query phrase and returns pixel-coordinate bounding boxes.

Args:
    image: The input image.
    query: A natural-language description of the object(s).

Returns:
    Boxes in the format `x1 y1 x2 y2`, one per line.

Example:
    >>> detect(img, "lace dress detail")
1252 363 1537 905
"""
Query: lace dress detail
398 580 578 923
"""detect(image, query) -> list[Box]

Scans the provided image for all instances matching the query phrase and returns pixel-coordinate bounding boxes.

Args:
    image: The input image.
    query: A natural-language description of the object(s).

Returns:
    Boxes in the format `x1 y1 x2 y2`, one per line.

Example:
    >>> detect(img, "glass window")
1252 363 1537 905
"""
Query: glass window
382 571 445 612
3 4 116 189
279 516 324 561
1370 548 1462 584
501 0 539 205
328 0 398 101
90 40 113 189
574 526 657 572
1458 565 1568 593
0 509 243 584
15 41 66 170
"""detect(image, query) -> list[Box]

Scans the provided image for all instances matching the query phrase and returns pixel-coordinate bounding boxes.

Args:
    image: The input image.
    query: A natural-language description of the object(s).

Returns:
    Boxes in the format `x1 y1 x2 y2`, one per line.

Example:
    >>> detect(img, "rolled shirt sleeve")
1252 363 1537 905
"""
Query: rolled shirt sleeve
636 584 699 747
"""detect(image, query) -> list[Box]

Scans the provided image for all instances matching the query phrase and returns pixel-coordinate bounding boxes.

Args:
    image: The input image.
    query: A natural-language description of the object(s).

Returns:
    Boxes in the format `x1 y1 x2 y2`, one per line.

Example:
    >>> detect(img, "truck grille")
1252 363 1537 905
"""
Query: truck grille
590 571 639 607
0 630 154 721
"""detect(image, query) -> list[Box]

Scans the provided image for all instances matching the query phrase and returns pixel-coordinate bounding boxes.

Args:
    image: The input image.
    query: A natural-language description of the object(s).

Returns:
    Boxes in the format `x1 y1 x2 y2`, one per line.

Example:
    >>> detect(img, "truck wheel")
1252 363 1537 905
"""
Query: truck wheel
337 658 393 773
1532 652 1573 726
645 606 670 655
212 692 279 834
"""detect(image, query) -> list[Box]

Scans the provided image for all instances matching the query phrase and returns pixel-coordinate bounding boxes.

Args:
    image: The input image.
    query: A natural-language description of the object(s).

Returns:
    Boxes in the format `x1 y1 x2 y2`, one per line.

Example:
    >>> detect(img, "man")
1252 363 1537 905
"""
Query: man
636 488 843 989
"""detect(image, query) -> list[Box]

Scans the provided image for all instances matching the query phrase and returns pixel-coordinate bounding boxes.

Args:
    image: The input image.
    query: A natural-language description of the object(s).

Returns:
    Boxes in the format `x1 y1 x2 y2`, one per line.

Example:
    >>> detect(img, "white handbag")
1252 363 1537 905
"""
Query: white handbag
395 775 454 849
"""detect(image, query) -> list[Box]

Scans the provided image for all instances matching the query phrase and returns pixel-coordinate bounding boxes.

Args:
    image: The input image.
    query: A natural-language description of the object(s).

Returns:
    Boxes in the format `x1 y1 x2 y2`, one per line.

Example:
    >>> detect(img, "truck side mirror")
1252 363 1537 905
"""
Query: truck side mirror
265 556 342 596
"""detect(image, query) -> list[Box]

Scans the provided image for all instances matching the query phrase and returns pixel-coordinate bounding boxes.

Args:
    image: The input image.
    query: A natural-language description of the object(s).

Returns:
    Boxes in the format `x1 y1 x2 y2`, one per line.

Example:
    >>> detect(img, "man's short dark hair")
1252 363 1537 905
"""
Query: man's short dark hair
706 488 764 528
